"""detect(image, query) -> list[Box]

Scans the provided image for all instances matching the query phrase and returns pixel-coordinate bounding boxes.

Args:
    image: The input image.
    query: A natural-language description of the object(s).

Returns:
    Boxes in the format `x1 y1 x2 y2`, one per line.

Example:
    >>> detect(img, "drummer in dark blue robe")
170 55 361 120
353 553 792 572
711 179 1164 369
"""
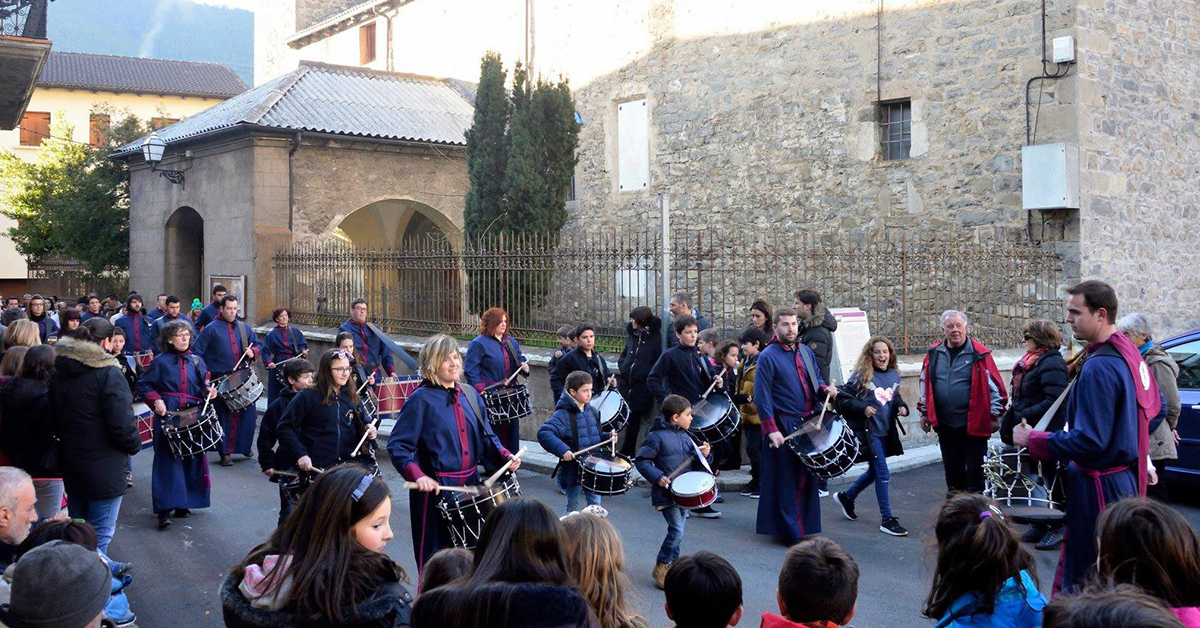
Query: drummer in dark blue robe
194 285 226 331
262 307 308 406
114 294 155 362
193 294 262 465
463 307 531 453
149 296 193 354
338 299 419 381
388 334 517 572
135 319 217 530
754 307 829 543
1014 280 1164 594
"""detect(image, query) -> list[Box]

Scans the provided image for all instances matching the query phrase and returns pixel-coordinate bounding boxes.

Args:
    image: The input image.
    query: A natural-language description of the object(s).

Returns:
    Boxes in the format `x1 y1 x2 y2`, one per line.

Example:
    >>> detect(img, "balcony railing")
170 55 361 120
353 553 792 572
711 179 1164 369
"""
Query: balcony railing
1 0 51 40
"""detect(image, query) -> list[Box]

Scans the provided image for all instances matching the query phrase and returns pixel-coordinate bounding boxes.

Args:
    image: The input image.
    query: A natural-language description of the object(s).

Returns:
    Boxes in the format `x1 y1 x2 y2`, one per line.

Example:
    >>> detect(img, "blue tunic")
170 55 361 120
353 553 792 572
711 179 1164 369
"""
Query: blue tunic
149 314 194 354
195 301 221 331
114 312 154 355
464 334 528 453
261 325 308 405
387 383 509 569
146 307 165 321
1028 349 1144 594
753 340 825 540
134 350 212 514
339 319 400 379
193 318 262 456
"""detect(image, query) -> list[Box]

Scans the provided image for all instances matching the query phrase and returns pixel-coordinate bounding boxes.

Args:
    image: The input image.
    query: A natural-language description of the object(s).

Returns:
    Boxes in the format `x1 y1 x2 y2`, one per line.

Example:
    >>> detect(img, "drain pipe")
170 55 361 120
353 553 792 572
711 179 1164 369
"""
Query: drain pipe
372 5 396 72
288 131 301 232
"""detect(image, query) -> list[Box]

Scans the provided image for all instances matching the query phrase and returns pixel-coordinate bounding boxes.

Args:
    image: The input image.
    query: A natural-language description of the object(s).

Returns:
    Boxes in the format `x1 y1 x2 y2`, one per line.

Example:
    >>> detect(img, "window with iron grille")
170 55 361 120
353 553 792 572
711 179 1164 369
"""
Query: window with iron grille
880 100 911 161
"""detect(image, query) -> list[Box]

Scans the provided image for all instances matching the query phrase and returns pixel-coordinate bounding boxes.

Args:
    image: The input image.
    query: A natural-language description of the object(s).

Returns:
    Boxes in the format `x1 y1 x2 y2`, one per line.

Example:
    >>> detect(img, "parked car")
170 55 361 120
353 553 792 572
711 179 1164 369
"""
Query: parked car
1162 329 1200 484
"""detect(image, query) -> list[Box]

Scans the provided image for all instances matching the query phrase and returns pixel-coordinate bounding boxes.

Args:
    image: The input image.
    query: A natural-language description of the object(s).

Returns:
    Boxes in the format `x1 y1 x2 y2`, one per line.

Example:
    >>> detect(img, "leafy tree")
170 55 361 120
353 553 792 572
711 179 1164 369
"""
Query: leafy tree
0 107 151 275
463 52 511 242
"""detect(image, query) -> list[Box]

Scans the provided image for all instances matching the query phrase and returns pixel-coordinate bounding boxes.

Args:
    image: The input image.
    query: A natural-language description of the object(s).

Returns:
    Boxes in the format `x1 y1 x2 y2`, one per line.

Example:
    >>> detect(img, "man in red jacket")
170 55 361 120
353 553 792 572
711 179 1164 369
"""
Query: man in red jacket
918 310 1007 494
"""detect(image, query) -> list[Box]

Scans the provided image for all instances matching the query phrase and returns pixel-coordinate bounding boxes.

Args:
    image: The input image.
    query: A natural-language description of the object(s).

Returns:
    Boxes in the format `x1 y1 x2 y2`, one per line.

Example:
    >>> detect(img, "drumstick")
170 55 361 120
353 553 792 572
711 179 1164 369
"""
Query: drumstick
700 367 727 400
402 482 480 494
570 435 618 458
232 351 249 373
780 389 837 443
483 369 522 392
665 458 695 483
483 446 527 488
350 415 380 458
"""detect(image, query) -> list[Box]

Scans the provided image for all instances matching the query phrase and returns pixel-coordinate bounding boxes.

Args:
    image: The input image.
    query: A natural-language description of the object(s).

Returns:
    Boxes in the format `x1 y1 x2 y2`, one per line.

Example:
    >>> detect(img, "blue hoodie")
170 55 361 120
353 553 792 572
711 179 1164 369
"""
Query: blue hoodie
634 416 711 508
935 570 1046 628
538 392 605 488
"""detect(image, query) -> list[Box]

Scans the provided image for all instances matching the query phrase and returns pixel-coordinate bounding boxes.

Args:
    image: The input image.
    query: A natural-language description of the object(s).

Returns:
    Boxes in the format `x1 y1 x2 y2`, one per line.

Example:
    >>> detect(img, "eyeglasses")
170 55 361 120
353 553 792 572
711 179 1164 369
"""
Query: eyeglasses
331 366 353 374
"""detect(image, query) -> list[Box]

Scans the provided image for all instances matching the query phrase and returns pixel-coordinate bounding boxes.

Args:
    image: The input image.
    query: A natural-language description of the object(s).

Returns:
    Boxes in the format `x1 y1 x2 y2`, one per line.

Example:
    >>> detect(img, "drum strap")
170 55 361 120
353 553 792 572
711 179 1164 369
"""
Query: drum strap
502 336 524 379
237 322 250 359
1034 379 1075 431
457 384 485 430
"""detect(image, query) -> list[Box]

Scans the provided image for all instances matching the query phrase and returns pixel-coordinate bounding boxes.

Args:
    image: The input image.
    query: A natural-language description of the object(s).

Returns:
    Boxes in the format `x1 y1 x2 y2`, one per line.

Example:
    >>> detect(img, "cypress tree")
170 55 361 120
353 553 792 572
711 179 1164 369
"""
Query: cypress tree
463 52 510 242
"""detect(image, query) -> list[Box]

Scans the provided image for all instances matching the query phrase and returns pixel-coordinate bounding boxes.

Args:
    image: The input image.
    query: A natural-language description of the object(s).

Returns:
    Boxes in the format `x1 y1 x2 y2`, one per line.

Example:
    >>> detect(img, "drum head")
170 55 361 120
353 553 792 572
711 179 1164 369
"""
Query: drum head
672 471 715 496
219 369 251 392
582 452 632 474
690 395 730 430
588 390 618 414
171 406 201 428
788 415 846 455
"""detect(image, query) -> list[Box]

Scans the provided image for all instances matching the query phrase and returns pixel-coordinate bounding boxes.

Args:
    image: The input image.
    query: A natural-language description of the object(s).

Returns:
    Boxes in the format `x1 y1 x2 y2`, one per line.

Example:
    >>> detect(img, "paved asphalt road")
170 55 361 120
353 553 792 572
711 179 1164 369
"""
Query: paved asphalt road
110 454 1200 628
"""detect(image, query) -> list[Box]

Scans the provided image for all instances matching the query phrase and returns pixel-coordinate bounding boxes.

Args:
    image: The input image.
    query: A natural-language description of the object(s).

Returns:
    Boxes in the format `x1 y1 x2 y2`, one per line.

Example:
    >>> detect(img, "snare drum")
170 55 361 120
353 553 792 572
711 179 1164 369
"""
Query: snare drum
984 445 1065 522
280 469 320 506
481 384 533 424
133 403 154 450
671 471 717 510
436 473 522 549
375 376 422 434
217 368 264 411
161 403 224 458
589 390 630 433
785 413 861 479
688 393 741 444
579 452 634 495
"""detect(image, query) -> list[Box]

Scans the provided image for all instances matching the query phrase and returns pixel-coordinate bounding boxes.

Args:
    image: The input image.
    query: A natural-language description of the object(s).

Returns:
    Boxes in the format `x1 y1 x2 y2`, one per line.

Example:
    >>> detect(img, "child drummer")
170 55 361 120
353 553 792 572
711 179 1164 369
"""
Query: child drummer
538 370 617 515
635 394 713 590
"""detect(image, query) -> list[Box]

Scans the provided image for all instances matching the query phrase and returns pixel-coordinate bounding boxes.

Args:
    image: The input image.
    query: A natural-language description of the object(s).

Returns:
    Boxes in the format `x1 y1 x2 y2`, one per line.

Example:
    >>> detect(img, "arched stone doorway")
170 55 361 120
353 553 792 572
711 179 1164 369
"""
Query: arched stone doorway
164 207 204 301
333 199 462 327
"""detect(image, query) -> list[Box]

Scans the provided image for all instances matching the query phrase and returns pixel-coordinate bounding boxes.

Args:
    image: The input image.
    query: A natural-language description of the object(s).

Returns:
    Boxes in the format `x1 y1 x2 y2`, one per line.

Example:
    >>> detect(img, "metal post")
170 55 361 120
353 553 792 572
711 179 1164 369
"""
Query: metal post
660 193 671 353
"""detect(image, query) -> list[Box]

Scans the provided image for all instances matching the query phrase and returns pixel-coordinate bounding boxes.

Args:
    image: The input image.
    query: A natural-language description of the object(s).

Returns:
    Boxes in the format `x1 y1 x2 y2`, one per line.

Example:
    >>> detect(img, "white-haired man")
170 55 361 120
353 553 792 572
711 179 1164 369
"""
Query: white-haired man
0 467 40 571
917 310 1007 494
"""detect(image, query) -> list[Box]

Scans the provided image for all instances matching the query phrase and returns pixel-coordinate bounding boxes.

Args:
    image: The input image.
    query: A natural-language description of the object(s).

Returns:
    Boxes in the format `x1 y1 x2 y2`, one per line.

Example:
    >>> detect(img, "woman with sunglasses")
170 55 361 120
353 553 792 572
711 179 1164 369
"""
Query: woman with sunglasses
277 348 377 475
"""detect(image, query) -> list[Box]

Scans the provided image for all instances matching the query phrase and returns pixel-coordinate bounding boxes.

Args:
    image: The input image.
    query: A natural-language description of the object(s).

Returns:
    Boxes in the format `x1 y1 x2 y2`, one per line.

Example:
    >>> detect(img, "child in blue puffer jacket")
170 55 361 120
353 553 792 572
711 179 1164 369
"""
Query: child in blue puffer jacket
925 494 1047 628
635 394 712 590
538 370 615 515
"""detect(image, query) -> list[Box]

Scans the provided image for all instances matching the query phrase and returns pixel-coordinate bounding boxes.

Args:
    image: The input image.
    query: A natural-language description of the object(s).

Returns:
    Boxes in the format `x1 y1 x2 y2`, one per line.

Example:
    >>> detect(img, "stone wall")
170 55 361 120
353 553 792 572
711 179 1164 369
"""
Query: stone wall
1074 0 1200 338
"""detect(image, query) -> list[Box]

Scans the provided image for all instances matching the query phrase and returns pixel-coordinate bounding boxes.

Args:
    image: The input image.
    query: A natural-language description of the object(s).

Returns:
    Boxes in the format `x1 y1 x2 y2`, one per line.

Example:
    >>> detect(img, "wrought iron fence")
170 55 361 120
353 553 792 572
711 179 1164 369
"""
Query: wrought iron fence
27 257 128 300
274 229 1064 354
1 0 51 39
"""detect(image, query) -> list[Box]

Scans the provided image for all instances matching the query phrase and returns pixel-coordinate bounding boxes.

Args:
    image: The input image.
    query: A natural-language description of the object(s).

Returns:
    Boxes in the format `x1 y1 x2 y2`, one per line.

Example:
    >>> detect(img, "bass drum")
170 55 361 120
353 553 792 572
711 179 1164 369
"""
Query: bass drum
785 413 860 480
983 444 1065 523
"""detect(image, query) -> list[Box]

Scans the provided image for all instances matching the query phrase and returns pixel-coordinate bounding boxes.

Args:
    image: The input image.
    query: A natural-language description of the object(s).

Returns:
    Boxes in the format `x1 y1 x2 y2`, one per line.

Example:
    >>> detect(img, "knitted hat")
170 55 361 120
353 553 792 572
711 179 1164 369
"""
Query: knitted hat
7 541 110 628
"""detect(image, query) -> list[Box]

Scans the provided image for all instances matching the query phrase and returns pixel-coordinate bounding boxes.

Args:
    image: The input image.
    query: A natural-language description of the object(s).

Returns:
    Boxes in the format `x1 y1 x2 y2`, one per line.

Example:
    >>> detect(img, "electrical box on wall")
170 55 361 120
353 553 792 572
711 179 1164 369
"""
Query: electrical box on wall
1052 36 1076 63
1022 143 1080 210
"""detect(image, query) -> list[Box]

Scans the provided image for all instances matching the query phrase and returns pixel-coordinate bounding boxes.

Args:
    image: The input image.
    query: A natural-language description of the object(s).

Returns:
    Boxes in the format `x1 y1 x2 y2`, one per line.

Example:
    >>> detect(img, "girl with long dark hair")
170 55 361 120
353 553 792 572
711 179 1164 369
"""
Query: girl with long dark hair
222 464 412 628
277 349 377 474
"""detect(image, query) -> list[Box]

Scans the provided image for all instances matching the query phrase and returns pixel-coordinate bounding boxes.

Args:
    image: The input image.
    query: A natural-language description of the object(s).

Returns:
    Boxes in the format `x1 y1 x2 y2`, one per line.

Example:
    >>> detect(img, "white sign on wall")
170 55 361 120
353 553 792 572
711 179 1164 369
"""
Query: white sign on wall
828 308 872 385
617 99 649 192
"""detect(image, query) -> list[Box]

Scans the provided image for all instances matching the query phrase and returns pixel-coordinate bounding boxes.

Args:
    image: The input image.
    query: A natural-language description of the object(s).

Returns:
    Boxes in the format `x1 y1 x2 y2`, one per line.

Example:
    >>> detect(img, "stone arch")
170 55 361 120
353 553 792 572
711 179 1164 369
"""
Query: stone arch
332 199 463 325
164 206 204 301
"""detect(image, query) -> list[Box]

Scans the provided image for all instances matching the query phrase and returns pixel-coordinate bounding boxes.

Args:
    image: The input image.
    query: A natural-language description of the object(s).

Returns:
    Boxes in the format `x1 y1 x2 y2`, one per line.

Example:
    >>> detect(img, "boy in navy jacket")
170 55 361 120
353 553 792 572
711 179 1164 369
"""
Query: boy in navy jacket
538 370 616 514
258 358 314 524
635 394 713 589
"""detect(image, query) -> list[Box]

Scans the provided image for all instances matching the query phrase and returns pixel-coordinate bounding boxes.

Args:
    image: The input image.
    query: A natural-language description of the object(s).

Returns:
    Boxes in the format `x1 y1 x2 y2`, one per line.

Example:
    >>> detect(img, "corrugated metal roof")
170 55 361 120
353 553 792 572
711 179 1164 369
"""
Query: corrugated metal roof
39 51 247 99
113 61 475 156
286 0 400 47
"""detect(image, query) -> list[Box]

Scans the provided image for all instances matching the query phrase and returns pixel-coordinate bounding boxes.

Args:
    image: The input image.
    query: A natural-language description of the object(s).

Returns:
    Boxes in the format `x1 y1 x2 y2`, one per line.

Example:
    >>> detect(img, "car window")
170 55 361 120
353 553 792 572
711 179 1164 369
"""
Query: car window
1166 339 1200 390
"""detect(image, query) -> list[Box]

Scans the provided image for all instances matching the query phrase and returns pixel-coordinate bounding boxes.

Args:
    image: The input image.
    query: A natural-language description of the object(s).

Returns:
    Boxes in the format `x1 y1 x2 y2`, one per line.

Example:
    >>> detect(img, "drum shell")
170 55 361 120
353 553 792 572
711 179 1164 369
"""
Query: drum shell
481 384 533 424
984 445 1065 511
133 403 154 450
688 394 741 443
670 471 717 509
436 474 523 549
785 414 860 480
162 404 223 458
218 368 264 411
578 453 634 496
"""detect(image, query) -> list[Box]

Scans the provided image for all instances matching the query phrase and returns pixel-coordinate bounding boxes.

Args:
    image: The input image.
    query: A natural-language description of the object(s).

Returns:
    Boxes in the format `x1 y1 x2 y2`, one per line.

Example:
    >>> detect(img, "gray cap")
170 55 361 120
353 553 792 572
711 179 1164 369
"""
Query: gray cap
9 541 110 628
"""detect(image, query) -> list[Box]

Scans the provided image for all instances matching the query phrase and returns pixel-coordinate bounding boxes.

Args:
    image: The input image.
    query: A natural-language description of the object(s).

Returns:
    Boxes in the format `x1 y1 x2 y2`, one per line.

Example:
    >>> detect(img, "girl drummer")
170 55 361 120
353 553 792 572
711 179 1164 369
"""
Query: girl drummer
134 320 218 530
261 307 308 406
464 307 531 453
387 333 520 571
276 348 377 476
634 394 712 590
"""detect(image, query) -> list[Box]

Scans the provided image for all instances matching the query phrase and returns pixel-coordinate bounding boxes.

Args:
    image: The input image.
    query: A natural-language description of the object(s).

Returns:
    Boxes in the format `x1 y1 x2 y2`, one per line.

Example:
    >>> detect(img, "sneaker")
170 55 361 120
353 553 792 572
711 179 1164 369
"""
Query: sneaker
714 494 725 504
818 489 829 498
834 492 857 521
1036 528 1064 551
691 505 722 519
109 561 133 579
111 611 137 627
125 470 133 488
1020 525 1046 544
739 482 759 496
880 517 909 536
652 562 670 590
749 489 760 499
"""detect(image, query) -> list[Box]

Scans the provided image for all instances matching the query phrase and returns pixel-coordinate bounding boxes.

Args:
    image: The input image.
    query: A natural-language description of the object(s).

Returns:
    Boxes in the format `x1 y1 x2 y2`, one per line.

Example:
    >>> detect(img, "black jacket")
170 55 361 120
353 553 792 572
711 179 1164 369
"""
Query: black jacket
48 338 141 499
647 344 715 405
1001 349 1069 445
220 565 413 628
277 388 370 470
550 346 611 402
258 387 299 472
412 582 592 628
0 377 55 477
836 375 907 461
799 304 838 381
618 317 663 389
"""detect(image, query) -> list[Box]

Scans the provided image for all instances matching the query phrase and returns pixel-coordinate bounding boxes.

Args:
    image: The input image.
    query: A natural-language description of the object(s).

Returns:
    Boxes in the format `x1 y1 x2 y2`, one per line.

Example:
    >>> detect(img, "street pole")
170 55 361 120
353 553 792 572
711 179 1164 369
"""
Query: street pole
660 193 670 354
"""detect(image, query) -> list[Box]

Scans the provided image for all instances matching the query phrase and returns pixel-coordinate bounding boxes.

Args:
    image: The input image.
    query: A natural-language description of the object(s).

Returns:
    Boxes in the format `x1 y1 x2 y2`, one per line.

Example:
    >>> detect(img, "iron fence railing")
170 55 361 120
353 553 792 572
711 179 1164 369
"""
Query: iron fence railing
274 229 1065 354
0 0 51 39
27 257 128 300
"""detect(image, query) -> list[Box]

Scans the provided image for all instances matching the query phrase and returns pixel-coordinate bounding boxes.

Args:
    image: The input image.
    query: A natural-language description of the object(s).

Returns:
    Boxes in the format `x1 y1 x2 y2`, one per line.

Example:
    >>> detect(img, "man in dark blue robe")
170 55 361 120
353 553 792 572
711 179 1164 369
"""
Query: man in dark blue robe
193 294 261 465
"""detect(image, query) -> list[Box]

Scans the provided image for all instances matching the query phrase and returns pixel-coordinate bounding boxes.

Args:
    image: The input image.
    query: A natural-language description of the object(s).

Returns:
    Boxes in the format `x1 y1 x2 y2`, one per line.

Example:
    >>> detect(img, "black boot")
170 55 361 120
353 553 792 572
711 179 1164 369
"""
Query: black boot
157 512 171 530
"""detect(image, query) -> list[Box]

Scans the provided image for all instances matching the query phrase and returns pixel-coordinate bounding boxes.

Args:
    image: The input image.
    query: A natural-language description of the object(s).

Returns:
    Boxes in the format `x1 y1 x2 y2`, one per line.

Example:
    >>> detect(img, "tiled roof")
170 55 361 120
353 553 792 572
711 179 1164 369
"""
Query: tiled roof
113 61 476 156
38 52 248 99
